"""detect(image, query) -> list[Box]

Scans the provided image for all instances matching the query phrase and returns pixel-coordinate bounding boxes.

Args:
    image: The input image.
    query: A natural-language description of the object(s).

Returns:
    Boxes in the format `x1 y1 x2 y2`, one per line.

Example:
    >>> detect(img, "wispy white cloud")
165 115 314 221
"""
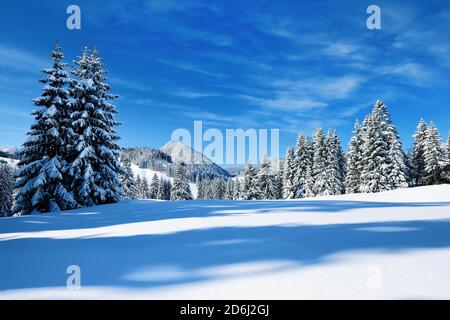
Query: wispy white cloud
156 59 226 78
282 75 363 100
172 90 220 99
239 94 327 113
109 77 152 92
0 45 48 72
0 124 27 132
0 106 30 118
378 63 433 86
238 74 363 113
322 42 367 62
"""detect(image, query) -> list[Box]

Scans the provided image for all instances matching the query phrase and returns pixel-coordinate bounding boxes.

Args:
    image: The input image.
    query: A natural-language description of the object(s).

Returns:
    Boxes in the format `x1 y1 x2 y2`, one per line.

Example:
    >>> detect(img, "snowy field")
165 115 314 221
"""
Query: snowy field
0 184 450 299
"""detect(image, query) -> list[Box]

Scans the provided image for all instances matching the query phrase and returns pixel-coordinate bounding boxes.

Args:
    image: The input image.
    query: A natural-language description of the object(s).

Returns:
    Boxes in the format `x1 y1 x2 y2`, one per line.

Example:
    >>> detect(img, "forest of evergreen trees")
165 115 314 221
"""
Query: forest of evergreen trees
1 44 123 216
117 101 450 202
172 100 450 201
0 45 449 217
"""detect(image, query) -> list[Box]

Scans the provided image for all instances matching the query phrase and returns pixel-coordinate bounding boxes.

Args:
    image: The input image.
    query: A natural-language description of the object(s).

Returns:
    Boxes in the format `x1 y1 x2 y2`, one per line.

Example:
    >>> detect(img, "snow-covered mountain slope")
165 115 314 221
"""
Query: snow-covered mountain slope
1 184 450 299
0 146 17 154
0 157 18 167
131 164 198 199
122 144 231 182
162 140 213 165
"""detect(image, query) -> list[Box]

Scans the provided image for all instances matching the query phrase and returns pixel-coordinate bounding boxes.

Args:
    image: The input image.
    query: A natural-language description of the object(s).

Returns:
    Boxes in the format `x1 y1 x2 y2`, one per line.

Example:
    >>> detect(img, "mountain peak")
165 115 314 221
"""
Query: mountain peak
162 140 214 165
0 146 17 154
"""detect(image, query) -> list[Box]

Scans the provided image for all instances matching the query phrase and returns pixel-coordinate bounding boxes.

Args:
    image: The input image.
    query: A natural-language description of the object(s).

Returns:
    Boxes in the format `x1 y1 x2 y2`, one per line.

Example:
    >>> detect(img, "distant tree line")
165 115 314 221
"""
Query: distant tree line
1 45 449 216
162 100 450 201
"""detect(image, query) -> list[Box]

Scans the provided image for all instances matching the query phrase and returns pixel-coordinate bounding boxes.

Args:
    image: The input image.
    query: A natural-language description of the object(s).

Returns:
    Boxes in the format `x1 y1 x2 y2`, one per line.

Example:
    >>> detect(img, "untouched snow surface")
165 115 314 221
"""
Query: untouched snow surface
1 185 450 299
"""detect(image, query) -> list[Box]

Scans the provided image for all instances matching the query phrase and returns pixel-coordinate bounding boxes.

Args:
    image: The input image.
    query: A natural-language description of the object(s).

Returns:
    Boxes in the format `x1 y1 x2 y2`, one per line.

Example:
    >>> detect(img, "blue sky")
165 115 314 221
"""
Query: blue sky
1 0 449 162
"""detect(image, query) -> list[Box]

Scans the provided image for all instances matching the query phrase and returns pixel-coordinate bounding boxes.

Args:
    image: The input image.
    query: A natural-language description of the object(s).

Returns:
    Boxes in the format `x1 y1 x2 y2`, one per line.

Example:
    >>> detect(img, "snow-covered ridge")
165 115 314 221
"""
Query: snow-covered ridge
162 140 214 165
0 157 18 167
0 146 17 154
122 142 231 183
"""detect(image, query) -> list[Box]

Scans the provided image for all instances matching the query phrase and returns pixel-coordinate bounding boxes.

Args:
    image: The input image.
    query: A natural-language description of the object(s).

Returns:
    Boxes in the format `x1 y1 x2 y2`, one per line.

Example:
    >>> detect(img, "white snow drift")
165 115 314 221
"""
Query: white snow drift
0 184 450 299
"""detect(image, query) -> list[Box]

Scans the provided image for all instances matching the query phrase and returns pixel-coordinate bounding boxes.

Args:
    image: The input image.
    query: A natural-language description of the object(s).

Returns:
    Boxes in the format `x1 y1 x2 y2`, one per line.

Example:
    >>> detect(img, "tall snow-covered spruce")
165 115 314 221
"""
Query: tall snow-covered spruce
345 121 364 193
233 179 242 200
360 114 388 193
242 162 259 200
158 179 172 200
326 130 346 195
447 133 450 180
312 128 331 196
292 135 312 198
225 179 235 200
14 44 78 214
0 162 15 217
373 101 408 190
258 156 278 200
149 174 160 199
447 133 450 159
171 166 193 200
360 101 407 193
120 159 137 200
411 119 428 186
423 122 448 185
282 147 295 199
67 46 123 207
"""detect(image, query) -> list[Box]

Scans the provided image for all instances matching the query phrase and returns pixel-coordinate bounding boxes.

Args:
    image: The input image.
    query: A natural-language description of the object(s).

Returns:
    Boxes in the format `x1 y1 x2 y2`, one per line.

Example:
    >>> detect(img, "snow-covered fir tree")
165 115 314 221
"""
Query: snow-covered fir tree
326 130 346 195
293 135 312 198
0 162 15 217
378 104 408 189
157 179 172 200
212 179 226 199
199 179 211 200
200 179 213 200
411 119 428 186
304 137 315 196
304 166 315 198
345 120 364 193
372 100 408 189
258 156 278 199
359 101 408 193
312 128 332 196
149 173 159 199
233 179 242 200
274 164 283 199
225 179 235 200
120 159 137 200
447 133 450 159
67 46 122 207
360 114 389 193
404 150 415 187
282 147 296 199
14 44 78 214
423 122 448 185
242 162 259 200
447 133 450 180
196 179 206 200
142 177 151 199
198 178 227 200
335 131 347 193
135 176 144 199
171 166 193 200
387 135 409 189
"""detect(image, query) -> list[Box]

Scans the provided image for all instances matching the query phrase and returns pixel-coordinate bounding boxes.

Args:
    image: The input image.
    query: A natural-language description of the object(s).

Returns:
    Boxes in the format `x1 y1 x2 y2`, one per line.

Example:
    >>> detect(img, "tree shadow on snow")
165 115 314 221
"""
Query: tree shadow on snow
1 199 450 291
2 199 449 233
